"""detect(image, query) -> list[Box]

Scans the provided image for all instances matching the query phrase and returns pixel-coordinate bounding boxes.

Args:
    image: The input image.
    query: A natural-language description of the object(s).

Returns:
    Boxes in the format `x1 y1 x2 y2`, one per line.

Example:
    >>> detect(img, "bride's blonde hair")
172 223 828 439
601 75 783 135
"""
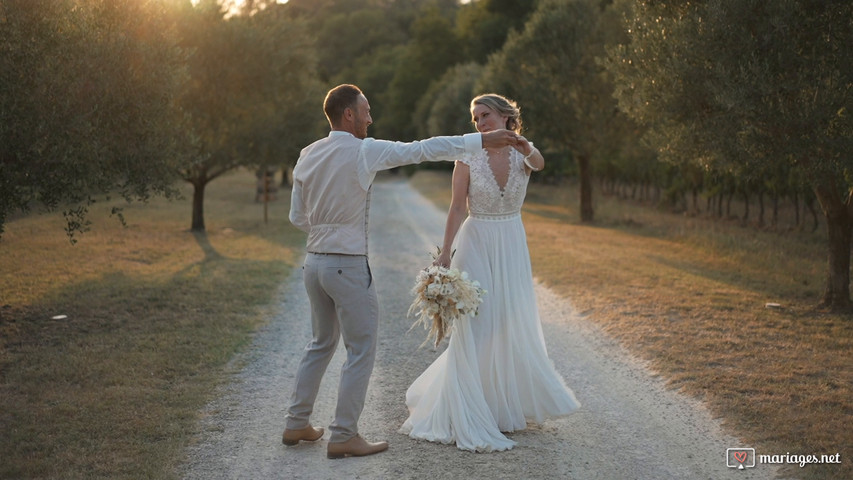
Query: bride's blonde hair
471 93 522 134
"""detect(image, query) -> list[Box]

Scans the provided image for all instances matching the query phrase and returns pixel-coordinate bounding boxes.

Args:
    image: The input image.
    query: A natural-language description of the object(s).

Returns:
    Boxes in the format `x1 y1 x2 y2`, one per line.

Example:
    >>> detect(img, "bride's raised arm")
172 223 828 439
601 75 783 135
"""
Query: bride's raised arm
514 136 544 174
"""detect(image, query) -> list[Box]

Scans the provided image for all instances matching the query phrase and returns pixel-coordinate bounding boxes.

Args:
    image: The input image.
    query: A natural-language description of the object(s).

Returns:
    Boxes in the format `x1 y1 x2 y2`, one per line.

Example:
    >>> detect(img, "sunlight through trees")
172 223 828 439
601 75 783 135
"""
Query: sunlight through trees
2 0 850 305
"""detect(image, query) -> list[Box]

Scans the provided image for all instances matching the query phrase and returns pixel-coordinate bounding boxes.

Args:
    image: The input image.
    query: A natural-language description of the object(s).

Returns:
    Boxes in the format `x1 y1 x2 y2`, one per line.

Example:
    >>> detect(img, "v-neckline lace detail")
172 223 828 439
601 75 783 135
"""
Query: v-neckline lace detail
462 148 530 216
486 148 511 192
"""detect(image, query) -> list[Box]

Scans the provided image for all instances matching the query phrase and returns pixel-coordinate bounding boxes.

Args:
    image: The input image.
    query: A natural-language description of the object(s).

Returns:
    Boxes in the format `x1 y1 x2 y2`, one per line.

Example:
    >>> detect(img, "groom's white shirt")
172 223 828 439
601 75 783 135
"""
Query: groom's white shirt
290 130 482 256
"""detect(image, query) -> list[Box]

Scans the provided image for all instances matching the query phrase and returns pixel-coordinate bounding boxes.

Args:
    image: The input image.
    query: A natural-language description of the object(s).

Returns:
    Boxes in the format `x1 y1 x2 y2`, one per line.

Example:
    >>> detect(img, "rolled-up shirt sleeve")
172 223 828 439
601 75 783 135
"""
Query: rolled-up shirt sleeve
357 133 482 190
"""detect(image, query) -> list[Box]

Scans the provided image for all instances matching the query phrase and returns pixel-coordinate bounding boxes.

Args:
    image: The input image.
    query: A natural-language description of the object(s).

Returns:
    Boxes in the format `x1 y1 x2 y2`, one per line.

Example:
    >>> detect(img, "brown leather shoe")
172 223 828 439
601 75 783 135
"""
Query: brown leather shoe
327 435 388 459
282 425 324 446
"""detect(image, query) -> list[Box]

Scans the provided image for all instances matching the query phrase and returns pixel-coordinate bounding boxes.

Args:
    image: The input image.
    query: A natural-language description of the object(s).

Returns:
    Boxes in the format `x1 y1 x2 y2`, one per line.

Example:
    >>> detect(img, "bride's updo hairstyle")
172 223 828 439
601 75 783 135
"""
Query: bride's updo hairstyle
471 93 523 134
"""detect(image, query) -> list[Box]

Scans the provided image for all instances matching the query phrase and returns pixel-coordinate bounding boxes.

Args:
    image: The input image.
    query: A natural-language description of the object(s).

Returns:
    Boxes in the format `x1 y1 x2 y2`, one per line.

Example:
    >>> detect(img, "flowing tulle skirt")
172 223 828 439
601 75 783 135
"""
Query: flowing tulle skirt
401 214 580 452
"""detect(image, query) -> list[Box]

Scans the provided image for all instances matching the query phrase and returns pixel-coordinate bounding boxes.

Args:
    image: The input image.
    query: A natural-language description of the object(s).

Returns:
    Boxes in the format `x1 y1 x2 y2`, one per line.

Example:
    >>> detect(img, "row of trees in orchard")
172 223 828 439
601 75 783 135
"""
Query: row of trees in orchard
2 0 851 307
326 0 850 308
607 0 852 308
177 0 323 231
0 0 324 236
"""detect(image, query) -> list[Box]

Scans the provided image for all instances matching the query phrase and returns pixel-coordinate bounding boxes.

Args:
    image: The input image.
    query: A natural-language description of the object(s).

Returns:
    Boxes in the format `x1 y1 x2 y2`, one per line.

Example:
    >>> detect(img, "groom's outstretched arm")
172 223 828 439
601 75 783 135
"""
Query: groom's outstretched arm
356 130 520 190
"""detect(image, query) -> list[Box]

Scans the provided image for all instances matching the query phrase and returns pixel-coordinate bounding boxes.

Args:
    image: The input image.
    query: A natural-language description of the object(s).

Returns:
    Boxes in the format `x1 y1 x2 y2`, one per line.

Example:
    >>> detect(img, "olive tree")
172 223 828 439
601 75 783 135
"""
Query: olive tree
414 63 485 139
0 0 189 241
177 0 324 232
607 0 853 309
482 0 637 222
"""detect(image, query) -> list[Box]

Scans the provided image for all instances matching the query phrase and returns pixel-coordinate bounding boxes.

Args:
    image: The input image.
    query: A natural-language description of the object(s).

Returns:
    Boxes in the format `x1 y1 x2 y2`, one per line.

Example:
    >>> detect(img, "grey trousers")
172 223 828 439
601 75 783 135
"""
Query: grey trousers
285 253 379 443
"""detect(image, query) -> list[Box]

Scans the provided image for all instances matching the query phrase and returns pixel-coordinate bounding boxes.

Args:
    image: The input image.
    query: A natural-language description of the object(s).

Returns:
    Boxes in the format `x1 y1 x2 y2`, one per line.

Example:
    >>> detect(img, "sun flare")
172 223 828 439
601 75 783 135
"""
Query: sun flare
190 0 289 17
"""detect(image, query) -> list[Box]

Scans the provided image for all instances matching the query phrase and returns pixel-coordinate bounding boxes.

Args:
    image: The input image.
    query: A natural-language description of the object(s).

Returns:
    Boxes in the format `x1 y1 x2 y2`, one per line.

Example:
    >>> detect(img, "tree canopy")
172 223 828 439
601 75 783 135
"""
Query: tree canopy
177 0 324 231
1 0 189 240
606 0 853 308
3 0 850 306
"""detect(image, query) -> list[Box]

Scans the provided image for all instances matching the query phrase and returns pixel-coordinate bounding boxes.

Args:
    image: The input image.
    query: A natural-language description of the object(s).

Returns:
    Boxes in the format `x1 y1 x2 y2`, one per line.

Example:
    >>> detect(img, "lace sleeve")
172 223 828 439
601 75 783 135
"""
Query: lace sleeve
458 151 477 166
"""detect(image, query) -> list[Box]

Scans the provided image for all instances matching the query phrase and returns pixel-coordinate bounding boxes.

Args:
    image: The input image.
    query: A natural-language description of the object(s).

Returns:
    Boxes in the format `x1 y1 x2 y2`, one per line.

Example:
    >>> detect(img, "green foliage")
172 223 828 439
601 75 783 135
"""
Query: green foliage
314 7 407 82
455 0 537 63
332 45 407 131
606 0 853 306
0 0 189 241
283 0 537 141
177 0 325 230
281 0 449 140
607 0 853 184
414 63 484 138
309 5 410 137
379 4 464 140
482 0 645 186
232 5 326 169
5 0 849 252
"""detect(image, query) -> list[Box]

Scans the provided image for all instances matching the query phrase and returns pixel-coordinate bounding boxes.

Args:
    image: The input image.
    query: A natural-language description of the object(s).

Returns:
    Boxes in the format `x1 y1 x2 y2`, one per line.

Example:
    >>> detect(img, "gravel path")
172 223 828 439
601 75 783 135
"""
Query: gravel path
180 178 787 480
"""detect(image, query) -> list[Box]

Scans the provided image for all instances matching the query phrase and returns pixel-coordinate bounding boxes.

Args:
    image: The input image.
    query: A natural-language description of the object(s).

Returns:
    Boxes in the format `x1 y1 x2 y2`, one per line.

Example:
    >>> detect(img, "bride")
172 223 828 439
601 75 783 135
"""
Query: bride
400 94 580 452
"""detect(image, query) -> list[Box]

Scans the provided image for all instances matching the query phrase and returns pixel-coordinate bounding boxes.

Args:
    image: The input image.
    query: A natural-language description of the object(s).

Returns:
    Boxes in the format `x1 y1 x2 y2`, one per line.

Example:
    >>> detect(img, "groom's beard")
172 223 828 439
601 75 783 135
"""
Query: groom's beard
356 123 369 139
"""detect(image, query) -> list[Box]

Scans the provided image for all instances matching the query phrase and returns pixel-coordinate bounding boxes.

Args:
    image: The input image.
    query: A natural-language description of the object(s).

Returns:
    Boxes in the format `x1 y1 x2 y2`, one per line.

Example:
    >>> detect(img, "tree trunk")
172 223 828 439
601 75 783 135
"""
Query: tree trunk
793 191 801 228
812 183 852 310
281 165 294 188
726 191 733 217
805 196 820 232
191 180 207 232
772 193 779 226
578 154 594 222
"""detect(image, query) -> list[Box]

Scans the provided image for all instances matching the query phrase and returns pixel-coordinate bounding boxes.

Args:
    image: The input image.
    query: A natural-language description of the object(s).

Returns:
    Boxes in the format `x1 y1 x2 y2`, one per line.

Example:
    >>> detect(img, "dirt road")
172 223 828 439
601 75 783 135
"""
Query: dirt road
180 178 786 480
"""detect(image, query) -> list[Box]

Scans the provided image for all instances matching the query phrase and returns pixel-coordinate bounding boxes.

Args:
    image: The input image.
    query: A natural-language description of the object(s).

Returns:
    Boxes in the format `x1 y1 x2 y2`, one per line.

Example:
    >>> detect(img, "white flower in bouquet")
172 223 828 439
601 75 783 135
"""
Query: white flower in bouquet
407 248 486 347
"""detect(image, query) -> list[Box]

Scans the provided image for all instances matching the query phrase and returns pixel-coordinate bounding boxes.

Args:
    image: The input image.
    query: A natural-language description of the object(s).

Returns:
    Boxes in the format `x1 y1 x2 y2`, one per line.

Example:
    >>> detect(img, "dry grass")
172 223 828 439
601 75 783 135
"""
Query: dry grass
0 170 303 479
411 170 851 480
1 166 848 479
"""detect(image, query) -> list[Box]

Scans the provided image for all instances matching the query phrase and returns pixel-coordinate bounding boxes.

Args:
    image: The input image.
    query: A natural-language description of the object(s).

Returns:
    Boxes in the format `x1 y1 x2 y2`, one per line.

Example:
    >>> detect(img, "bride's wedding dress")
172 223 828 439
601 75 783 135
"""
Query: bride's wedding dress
400 147 580 452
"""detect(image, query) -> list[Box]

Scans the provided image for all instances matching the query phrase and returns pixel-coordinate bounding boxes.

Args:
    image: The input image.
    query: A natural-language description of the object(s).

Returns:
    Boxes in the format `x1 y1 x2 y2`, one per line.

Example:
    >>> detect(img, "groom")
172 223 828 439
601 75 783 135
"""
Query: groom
283 84 520 459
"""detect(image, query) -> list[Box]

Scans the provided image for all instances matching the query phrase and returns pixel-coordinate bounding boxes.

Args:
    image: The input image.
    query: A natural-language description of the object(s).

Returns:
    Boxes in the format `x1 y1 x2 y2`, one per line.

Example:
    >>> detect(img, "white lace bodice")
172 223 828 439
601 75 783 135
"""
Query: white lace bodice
460 147 530 216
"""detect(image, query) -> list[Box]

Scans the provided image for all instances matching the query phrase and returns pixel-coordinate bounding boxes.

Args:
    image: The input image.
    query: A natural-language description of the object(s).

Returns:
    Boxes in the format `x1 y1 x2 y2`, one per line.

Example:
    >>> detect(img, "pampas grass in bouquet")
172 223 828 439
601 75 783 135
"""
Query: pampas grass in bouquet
407 248 486 347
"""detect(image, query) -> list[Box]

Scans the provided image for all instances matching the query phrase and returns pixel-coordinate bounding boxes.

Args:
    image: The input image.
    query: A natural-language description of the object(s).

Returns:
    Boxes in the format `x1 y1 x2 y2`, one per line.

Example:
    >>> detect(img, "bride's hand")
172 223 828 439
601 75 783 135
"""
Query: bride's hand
512 136 532 155
433 251 452 268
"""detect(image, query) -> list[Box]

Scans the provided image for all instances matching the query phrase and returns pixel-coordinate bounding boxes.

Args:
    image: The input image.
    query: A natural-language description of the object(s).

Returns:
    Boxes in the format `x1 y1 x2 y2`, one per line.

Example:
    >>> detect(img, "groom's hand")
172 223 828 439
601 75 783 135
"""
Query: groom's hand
481 129 520 149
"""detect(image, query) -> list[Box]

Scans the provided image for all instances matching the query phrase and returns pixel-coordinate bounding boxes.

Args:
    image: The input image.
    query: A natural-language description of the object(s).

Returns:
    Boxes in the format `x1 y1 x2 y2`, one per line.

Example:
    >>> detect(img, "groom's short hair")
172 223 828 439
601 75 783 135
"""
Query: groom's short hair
324 84 363 127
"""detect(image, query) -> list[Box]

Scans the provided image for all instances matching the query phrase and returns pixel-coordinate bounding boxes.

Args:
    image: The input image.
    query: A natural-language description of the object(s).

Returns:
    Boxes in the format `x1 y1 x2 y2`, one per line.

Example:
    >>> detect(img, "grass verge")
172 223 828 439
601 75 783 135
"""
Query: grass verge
0 170 303 479
411 170 851 480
